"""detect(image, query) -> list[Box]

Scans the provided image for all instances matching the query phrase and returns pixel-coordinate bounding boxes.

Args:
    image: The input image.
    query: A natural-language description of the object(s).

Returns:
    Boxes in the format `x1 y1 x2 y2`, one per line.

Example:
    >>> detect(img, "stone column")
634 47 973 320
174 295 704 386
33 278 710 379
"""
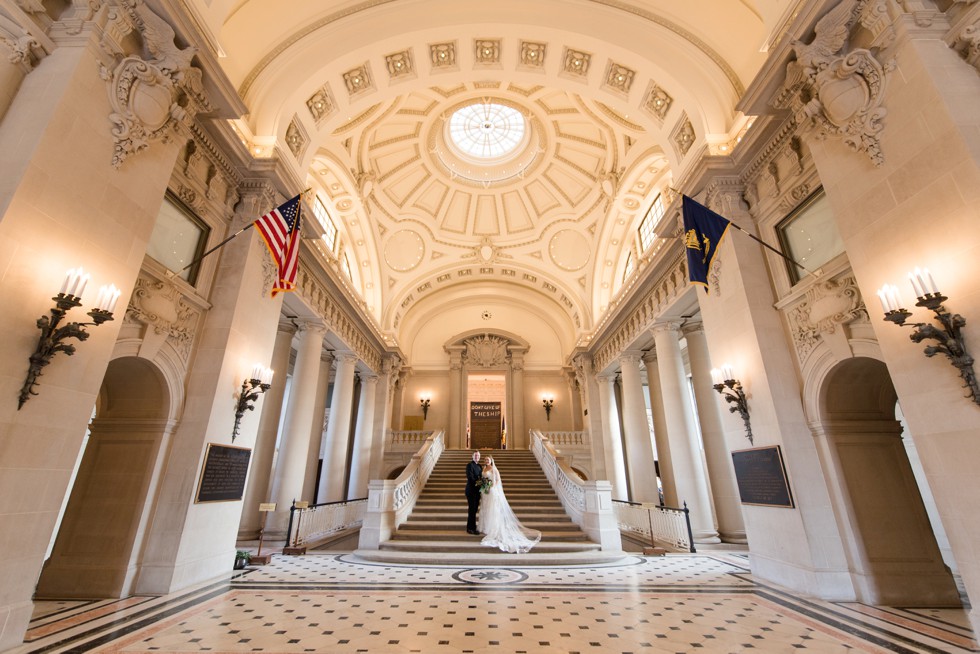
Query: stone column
574 355 608 481
618 354 660 502
565 366 584 431
302 352 333 504
643 351 677 506
369 355 400 479
509 347 527 449
652 322 719 543
318 353 358 502
446 346 465 448
684 323 746 543
238 321 296 539
596 374 628 500
348 375 378 498
267 322 326 537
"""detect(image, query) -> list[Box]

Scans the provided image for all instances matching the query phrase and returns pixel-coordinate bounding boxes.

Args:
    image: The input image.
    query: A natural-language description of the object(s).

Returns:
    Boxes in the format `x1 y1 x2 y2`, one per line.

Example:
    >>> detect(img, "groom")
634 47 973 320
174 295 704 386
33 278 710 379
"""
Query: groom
465 451 482 534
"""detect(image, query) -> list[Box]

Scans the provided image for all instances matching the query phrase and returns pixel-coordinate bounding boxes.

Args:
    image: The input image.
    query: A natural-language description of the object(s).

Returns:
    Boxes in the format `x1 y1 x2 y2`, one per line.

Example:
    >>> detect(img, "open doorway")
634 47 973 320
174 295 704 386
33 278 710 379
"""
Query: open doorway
813 356 959 606
36 356 172 599
467 374 505 449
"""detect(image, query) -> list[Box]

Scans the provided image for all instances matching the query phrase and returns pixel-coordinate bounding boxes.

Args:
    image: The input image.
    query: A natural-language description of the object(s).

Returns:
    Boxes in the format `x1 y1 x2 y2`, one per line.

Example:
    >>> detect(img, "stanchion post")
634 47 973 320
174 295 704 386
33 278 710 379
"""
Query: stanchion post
251 503 276 565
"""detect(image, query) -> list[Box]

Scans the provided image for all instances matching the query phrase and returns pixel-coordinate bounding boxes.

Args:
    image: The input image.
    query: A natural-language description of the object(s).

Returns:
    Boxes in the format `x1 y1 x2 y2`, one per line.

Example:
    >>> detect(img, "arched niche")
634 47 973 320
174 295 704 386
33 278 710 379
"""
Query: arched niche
807 355 959 607
35 356 176 599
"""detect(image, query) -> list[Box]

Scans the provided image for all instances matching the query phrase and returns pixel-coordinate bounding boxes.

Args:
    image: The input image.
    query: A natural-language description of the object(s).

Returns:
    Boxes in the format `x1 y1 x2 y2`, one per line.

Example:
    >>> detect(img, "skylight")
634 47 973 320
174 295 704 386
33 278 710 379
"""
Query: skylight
448 102 526 161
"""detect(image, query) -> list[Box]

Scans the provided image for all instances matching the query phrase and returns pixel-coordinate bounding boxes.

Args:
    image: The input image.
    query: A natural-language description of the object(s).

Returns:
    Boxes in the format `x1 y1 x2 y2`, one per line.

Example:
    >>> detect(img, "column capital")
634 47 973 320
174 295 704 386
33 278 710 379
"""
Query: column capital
359 374 379 386
618 352 642 367
297 321 327 337
641 349 658 365
681 321 705 337
651 321 682 338
596 373 617 385
277 319 299 336
334 351 358 365
320 350 334 364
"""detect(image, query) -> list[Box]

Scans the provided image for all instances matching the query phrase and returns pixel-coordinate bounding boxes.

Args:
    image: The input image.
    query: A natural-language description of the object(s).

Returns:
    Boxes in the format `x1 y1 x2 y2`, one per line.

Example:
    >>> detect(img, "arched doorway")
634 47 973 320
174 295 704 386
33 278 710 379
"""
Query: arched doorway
36 357 173 599
811 357 959 606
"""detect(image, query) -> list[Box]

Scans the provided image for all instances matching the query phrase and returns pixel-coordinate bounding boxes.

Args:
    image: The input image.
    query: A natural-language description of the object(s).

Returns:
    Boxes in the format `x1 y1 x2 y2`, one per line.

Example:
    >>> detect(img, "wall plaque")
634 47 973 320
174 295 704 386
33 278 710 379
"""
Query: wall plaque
195 443 252 503
731 445 794 508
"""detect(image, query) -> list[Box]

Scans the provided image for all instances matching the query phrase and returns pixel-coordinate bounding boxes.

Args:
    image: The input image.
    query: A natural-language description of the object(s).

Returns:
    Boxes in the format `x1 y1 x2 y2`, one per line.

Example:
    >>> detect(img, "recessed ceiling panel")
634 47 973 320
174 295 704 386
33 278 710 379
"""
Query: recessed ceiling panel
501 191 533 232
543 165 590 205
383 164 429 206
441 191 471 233
474 195 500 235
413 179 450 218
385 230 425 271
549 230 591 271
524 180 561 215
373 147 420 178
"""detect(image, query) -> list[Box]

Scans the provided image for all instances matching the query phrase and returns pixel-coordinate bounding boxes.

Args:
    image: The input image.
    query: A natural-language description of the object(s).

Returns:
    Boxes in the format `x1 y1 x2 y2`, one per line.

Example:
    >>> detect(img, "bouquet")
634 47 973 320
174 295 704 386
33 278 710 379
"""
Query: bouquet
477 476 494 494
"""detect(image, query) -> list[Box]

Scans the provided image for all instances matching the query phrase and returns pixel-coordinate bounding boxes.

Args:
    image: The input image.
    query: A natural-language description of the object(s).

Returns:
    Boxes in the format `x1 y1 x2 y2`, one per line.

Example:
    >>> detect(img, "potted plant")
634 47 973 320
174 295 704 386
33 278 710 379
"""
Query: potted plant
233 550 251 570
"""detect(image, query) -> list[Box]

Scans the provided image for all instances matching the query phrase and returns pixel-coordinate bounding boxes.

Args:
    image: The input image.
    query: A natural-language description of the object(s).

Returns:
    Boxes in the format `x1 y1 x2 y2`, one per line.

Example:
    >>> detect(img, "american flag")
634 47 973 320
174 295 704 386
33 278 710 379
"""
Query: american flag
254 194 302 296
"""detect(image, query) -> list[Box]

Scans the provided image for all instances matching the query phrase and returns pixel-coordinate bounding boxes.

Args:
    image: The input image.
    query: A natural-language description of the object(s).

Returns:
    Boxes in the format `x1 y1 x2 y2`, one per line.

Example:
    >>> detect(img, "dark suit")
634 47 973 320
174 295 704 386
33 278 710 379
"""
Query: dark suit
465 460 483 533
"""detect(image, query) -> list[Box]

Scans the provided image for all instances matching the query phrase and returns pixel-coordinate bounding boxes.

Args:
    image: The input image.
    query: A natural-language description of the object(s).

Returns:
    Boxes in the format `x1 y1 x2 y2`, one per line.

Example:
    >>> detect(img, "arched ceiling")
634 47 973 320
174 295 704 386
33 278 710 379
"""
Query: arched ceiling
188 0 794 352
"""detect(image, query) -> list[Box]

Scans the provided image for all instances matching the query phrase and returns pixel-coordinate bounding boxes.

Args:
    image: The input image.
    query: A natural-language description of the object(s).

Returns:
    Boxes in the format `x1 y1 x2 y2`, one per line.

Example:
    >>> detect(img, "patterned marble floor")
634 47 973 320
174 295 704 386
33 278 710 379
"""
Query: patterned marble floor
16 553 977 654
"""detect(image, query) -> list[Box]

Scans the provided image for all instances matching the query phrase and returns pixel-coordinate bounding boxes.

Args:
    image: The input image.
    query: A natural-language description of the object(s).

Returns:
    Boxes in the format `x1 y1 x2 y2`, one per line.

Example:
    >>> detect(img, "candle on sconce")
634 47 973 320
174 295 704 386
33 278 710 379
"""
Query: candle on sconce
877 286 893 313
710 368 723 386
251 364 263 381
909 271 924 299
721 364 735 382
105 285 121 313
263 368 274 385
878 284 902 313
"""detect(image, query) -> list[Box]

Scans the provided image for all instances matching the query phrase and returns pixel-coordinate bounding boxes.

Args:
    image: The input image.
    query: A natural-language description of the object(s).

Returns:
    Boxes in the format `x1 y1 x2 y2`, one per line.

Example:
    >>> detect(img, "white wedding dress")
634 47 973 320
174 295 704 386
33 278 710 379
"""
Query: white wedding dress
478 463 542 553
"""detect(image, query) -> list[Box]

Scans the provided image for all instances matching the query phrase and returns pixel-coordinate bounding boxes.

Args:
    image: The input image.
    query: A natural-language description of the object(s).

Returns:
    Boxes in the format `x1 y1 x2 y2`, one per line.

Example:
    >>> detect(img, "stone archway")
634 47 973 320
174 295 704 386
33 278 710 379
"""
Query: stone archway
35 356 174 599
444 330 530 450
810 356 959 606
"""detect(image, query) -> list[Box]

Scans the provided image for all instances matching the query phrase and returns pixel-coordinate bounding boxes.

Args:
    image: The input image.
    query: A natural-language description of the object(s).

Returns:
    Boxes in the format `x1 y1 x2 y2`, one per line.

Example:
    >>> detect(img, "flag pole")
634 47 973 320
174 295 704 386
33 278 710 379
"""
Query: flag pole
669 188 821 278
173 188 313 275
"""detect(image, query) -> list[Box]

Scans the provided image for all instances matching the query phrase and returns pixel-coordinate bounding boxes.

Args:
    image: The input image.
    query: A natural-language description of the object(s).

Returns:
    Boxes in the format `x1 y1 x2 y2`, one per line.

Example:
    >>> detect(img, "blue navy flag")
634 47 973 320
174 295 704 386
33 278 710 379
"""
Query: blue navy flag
682 195 731 292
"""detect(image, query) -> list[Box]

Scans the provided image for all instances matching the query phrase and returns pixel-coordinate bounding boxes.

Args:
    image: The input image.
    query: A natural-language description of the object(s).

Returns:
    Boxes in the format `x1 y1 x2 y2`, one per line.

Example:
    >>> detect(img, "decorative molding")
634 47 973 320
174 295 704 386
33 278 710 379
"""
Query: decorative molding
97 0 212 168
125 272 202 362
294 264 384 373
463 334 510 367
0 12 42 69
593 252 688 373
953 17 980 71
785 274 867 363
773 0 893 167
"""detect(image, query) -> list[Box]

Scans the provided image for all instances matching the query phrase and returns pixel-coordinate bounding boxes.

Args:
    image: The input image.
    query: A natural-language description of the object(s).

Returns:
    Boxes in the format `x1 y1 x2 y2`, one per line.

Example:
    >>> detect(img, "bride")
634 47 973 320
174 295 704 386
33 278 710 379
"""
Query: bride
478 456 542 553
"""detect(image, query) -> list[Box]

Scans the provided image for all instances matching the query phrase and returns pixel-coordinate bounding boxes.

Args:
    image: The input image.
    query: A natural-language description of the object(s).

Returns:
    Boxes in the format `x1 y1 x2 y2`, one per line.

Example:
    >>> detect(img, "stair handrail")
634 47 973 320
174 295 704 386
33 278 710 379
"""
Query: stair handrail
286 497 368 548
530 429 623 552
358 430 445 549
611 499 696 553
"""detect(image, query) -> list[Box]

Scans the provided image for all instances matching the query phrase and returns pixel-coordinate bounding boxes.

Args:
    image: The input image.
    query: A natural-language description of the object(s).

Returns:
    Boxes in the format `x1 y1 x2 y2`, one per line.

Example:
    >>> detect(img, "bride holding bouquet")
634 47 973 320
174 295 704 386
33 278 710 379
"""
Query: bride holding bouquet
477 456 541 553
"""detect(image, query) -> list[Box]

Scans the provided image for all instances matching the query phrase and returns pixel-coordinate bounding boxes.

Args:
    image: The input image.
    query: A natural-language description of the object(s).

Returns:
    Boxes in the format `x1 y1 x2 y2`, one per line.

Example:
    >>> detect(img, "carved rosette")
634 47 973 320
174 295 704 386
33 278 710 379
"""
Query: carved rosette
98 0 212 168
786 274 867 363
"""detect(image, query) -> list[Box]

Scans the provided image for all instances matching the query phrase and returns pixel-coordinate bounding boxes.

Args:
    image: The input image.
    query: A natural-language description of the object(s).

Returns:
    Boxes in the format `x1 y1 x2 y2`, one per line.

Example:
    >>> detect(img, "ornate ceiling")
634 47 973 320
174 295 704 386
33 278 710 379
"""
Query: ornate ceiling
188 0 794 354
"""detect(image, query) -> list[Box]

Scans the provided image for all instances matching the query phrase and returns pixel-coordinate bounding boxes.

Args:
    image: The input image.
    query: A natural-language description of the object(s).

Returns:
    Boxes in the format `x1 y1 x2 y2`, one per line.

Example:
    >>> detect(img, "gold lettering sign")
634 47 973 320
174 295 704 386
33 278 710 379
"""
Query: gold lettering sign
258 502 277 512
294 500 310 509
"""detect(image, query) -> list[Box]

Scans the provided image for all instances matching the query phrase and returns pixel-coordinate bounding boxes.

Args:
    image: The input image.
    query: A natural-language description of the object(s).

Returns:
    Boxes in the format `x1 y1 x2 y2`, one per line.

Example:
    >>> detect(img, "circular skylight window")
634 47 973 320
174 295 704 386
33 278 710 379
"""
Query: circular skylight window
448 102 526 161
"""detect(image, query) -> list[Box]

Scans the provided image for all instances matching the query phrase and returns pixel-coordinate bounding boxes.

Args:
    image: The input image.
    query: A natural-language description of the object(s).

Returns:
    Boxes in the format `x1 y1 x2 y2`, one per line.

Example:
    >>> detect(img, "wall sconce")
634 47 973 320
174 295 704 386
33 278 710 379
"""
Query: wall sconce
233 365 274 441
19 268 121 409
419 393 431 420
877 268 979 406
710 365 753 445
542 393 554 421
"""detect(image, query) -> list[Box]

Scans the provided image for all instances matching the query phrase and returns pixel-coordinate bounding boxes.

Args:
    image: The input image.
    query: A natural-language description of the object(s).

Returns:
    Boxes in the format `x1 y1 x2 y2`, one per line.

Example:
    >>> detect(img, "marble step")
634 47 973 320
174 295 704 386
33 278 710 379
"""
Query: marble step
398 520 581 531
378 539 601 554
390 530 590 542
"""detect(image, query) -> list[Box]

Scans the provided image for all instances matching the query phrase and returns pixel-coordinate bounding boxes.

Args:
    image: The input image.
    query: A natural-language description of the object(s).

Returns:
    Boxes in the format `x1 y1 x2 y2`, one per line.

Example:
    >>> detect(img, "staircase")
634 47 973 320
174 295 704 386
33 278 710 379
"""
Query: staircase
354 449 625 565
